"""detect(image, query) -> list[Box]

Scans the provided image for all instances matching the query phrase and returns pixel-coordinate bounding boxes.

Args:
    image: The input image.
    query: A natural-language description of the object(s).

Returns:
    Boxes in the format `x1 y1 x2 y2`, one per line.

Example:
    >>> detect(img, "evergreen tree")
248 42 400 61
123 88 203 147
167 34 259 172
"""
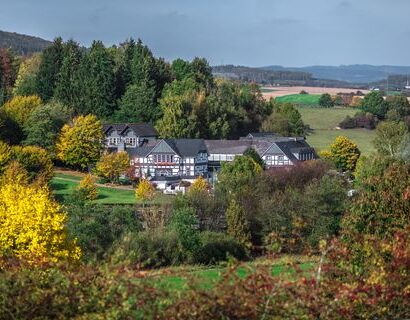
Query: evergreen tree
171 58 193 81
54 40 83 111
81 41 116 118
36 37 64 101
115 82 158 122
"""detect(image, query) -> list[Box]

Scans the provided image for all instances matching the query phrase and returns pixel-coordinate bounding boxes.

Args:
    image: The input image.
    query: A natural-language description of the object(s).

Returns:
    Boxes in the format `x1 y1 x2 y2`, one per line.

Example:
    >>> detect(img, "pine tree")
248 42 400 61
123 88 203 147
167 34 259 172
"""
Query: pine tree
115 82 158 122
81 41 116 118
54 40 83 111
36 37 64 101
226 198 252 249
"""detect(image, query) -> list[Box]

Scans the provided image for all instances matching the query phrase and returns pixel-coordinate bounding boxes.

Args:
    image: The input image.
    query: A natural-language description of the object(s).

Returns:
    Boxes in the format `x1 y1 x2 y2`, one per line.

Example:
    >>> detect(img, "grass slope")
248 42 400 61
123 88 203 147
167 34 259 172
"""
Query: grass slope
149 257 316 292
51 173 171 205
276 94 321 106
297 106 376 155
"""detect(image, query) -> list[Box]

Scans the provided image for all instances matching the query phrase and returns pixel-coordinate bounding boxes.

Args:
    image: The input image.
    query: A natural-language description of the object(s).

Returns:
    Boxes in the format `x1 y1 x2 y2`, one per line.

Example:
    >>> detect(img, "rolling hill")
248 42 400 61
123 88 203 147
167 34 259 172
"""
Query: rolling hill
262 64 410 84
0 30 52 55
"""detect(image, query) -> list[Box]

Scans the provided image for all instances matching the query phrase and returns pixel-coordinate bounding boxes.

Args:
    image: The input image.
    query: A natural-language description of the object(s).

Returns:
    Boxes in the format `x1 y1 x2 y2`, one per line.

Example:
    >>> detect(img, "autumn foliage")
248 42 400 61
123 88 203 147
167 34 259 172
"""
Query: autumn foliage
95 151 129 183
76 174 98 201
0 167 81 266
56 115 103 170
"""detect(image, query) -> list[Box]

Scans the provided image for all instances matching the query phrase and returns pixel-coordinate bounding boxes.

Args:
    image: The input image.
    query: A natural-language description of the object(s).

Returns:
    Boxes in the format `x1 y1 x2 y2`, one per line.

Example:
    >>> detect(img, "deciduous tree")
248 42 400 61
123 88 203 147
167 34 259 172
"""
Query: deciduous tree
319 93 334 108
226 198 251 249
3 95 42 128
135 178 155 206
0 166 81 264
373 121 407 157
95 151 130 183
76 174 98 201
56 115 103 170
323 136 360 171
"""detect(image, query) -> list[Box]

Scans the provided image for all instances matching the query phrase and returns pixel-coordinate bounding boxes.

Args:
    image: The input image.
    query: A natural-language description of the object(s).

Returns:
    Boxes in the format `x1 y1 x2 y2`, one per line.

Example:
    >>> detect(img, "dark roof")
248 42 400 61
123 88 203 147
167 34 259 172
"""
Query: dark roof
165 139 208 157
274 138 316 161
245 132 281 139
102 123 157 136
205 140 252 154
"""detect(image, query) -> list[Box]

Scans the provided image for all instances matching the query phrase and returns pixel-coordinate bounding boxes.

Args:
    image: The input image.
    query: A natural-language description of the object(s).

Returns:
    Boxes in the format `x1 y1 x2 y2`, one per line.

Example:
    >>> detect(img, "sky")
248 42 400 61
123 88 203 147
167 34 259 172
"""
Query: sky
1 0 409 67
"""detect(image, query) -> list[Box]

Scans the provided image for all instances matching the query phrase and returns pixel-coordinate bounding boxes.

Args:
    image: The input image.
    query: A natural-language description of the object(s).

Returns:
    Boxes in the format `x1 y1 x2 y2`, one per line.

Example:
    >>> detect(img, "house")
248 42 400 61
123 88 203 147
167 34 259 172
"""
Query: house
103 123 158 150
205 136 316 169
128 138 208 190
102 123 317 190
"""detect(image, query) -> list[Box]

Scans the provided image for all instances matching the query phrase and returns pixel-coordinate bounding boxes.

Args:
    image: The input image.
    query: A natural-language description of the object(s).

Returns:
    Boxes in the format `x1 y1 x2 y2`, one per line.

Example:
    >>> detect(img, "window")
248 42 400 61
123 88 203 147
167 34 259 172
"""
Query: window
109 137 120 145
278 155 284 161
125 137 136 145
227 155 234 161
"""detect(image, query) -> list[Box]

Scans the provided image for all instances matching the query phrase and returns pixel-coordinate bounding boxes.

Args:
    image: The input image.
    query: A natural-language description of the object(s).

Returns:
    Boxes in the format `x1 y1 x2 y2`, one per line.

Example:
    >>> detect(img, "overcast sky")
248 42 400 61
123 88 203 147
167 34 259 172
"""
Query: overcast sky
1 0 409 67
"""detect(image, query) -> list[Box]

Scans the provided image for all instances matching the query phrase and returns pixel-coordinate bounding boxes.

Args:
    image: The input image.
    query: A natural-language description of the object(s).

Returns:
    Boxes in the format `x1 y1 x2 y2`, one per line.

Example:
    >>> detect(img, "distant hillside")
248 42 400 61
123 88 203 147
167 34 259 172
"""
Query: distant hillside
0 30 52 55
212 65 358 88
262 65 410 84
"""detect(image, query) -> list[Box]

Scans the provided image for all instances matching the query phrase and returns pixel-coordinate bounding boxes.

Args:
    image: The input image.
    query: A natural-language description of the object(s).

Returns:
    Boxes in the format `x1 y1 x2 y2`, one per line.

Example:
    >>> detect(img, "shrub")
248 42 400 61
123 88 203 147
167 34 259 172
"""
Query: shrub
66 203 141 261
110 231 185 268
0 264 166 319
195 232 247 264
76 174 97 200
168 207 201 258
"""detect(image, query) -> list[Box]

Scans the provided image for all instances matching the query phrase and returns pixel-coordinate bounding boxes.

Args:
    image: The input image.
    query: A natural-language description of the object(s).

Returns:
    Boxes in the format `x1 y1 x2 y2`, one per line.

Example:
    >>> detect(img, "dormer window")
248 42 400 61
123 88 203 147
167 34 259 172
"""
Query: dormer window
125 137 136 146
108 137 120 146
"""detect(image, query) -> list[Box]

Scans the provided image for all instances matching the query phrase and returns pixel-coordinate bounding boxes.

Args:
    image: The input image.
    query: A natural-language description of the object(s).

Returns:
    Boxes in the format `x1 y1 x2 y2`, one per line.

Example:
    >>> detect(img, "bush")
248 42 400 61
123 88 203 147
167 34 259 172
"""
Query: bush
0 263 166 319
110 231 185 268
339 112 376 129
195 232 247 264
66 204 142 261
319 93 334 108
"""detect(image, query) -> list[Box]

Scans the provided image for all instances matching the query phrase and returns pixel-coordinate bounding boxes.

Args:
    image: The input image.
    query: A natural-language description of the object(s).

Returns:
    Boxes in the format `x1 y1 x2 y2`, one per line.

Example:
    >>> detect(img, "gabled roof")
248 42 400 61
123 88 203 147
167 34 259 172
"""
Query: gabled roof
102 123 158 136
165 139 208 157
205 140 252 155
245 132 281 139
274 138 316 161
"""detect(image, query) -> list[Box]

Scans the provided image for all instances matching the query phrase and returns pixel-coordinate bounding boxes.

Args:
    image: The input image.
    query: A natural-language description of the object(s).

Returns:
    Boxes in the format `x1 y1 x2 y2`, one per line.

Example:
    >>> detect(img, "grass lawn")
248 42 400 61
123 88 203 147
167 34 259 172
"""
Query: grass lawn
276 94 321 106
51 173 172 205
297 106 376 155
148 256 316 292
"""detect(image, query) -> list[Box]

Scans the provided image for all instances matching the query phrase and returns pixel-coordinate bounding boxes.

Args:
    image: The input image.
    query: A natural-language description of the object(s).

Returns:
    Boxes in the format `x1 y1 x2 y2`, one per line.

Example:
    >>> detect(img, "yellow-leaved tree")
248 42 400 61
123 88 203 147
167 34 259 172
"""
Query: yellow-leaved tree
0 165 81 265
95 151 130 183
77 174 98 200
56 115 103 170
135 178 155 207
3 95 42 127
321 136 361 172
189 176 209 194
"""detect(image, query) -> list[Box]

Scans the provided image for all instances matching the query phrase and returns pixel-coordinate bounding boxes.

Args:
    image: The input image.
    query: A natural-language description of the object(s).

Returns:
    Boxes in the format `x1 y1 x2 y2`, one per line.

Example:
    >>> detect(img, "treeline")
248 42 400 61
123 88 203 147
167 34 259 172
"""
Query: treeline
213 64 313 83
0 30 52 55
213 64 362 88
0 37 309 144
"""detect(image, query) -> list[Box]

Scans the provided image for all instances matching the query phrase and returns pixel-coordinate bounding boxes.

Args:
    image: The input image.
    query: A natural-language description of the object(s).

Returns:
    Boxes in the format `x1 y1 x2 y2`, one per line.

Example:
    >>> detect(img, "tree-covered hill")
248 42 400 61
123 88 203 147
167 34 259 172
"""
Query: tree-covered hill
0 30 52 55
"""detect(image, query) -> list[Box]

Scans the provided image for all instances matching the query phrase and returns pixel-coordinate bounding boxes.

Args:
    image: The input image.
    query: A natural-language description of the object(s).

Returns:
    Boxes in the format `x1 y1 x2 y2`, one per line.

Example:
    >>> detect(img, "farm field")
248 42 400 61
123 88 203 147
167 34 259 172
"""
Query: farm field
146 256 316 292
297 106 376 155
261 85 369 100
276 94 320 106
50 172 172 205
